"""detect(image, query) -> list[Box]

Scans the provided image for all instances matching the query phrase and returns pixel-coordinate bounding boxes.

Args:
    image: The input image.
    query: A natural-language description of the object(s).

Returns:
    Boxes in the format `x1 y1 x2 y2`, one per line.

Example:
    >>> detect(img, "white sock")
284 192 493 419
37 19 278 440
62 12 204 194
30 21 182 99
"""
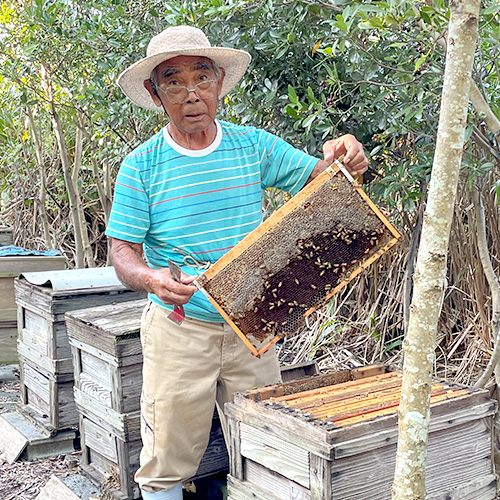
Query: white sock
140 483 182 500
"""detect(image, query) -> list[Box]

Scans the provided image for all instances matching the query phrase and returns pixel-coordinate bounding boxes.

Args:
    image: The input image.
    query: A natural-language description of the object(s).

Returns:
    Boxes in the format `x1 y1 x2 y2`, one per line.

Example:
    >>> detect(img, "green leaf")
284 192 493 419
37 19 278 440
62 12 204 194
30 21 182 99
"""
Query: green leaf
285 105 298 118
334 14 348 33
302 114 316 128
288 85 298 104
369 17 384 29
384 339 403 352
481 4 500 15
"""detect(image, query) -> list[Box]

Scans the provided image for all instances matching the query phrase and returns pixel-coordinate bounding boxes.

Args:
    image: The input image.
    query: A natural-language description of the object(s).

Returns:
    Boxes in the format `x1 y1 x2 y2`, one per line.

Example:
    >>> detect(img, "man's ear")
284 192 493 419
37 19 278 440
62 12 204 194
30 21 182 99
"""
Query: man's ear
217 68 226 98
144 79 163 108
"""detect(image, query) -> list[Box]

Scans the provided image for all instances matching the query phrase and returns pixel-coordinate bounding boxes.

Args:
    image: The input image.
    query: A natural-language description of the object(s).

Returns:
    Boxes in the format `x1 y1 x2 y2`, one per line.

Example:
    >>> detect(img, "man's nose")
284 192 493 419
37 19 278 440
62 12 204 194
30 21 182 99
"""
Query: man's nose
186 88 200 102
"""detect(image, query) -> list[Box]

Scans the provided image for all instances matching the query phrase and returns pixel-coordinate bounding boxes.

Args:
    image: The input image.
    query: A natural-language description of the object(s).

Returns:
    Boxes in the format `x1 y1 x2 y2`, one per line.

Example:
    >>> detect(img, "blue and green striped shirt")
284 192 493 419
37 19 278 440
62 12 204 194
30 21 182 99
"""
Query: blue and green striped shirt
106 120 317 321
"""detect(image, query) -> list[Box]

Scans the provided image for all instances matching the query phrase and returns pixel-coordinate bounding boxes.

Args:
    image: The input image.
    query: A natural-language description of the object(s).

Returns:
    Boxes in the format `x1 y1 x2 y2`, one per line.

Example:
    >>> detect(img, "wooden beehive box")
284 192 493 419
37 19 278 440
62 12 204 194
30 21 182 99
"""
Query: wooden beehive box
65 299 229 500
226 366 497 500
14 267 146 433
197 163 400 357
0 253 66 365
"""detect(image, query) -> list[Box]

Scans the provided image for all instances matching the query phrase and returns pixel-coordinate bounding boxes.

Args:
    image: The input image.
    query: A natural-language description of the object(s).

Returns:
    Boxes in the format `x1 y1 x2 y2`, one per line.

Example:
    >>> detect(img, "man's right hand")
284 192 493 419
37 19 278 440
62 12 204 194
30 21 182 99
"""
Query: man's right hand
147 266 197 306
110 238 197 306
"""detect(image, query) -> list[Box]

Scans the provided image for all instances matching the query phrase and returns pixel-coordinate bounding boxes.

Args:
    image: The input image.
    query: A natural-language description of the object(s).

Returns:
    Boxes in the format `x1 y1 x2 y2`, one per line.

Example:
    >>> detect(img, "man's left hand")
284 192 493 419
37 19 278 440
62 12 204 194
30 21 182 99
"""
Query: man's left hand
323 134 368 177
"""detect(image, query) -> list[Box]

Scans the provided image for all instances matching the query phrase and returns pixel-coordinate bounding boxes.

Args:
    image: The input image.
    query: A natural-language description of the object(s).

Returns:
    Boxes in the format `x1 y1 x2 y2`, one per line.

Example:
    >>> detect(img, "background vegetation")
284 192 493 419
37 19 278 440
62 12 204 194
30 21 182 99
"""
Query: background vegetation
1 0 499 383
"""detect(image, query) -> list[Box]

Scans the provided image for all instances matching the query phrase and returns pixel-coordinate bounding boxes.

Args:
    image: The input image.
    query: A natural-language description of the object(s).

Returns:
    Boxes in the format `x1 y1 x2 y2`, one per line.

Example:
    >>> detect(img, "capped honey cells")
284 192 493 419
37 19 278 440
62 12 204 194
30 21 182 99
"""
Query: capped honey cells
196 162 401 357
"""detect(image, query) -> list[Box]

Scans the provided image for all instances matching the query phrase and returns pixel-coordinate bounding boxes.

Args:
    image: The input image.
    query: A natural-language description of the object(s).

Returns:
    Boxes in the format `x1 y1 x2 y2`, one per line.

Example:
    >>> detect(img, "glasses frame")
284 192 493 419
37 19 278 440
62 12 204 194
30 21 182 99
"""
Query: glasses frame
155 79 219 104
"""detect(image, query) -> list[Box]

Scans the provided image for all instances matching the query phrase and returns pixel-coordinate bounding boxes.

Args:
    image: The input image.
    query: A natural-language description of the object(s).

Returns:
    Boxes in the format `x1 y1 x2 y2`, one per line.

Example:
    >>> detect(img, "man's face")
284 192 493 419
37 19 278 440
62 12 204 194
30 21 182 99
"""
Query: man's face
146 55 224 139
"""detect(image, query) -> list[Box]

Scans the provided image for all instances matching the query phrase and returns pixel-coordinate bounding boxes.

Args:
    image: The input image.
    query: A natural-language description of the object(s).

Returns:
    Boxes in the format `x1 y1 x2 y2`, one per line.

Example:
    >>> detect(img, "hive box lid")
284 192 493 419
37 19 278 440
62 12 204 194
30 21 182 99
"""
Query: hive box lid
65 299 146 358
20 266 124 291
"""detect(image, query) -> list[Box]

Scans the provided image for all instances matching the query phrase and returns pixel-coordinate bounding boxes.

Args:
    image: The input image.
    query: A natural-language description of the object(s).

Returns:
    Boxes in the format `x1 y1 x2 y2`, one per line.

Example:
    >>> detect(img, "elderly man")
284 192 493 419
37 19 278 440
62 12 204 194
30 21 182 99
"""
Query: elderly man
106 25 367 500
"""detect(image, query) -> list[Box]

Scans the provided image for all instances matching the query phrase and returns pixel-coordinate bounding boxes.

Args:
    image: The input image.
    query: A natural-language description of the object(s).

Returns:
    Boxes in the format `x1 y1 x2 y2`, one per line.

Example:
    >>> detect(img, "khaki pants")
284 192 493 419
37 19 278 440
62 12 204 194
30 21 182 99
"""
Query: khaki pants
135 301 281 493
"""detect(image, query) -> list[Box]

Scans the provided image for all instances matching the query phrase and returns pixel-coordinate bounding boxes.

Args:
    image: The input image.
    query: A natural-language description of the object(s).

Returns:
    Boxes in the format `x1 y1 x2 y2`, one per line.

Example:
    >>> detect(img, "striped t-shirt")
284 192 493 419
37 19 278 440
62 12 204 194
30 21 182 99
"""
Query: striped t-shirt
106 119 318 322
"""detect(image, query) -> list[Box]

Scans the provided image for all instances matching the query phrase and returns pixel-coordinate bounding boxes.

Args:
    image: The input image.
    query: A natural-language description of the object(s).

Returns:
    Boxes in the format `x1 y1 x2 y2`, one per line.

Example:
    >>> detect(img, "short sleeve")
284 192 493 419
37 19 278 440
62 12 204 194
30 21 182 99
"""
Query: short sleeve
105 156 150 243
256 129 318 195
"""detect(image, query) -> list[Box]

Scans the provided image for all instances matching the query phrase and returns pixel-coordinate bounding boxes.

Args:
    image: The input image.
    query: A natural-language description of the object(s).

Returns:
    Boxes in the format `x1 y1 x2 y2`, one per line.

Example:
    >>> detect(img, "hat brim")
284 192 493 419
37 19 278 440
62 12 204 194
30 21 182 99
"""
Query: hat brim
117 47 251 111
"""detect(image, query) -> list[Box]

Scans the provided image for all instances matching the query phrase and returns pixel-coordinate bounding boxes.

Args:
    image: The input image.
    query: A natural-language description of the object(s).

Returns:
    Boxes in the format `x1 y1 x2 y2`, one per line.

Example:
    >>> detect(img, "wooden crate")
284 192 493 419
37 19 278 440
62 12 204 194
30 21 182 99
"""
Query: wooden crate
14 269 146 433
0 254 66 365
226 366 497 500
66 299 229 500
197 163 401 357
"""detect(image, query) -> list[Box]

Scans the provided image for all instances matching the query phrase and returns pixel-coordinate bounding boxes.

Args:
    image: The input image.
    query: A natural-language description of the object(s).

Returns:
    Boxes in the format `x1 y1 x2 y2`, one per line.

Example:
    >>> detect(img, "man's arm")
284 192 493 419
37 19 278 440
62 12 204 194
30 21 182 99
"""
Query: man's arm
306 134 368 184
110 238 196 306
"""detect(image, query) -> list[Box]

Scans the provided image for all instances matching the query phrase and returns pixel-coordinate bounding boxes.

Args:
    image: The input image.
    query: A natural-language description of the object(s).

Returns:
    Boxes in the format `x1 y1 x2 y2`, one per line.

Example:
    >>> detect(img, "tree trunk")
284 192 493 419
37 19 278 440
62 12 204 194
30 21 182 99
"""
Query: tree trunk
391 1 480 499
73 113 96 267
41 65 85 267
472 186 500 389
26 106 53 247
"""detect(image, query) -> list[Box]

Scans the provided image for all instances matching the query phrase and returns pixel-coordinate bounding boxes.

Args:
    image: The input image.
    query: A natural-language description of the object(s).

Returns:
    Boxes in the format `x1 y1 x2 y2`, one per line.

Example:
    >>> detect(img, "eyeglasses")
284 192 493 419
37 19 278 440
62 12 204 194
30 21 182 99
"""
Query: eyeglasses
156 79 218 104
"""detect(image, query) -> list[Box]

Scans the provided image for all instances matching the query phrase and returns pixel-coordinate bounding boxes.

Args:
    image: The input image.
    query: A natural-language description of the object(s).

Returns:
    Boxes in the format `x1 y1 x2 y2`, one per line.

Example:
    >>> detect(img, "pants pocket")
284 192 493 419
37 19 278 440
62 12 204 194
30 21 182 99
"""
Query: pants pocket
141 389 155 458
140 300 155 350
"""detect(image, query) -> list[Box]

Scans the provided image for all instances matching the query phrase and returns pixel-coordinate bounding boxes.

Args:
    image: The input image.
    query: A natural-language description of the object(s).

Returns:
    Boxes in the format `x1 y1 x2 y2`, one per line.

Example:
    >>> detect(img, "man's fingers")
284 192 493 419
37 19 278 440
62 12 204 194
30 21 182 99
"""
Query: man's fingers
343 149 368 173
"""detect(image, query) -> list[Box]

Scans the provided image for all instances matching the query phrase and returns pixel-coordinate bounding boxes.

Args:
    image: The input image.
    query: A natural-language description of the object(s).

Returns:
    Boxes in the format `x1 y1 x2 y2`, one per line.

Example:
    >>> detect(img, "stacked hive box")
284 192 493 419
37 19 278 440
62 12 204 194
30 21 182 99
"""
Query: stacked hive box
0 252 66 366
14 267 146 434
66 299 228 500
226 366 497 500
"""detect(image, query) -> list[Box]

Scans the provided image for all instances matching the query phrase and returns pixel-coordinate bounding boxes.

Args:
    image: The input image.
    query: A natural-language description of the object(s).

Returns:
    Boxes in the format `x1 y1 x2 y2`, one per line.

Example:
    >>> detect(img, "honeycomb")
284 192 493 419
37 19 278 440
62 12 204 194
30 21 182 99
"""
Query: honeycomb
196 163 400 356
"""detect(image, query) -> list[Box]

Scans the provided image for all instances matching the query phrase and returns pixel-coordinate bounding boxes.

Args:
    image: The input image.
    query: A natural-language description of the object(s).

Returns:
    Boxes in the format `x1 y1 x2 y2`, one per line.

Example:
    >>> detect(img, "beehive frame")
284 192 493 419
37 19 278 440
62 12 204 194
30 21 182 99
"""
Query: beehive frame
196 162 401 357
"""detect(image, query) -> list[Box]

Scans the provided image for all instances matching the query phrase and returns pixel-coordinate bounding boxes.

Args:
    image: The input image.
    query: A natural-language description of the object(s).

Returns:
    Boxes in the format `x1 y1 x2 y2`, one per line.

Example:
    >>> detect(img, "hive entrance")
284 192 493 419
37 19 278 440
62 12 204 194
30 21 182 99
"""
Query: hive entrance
196 162 400 356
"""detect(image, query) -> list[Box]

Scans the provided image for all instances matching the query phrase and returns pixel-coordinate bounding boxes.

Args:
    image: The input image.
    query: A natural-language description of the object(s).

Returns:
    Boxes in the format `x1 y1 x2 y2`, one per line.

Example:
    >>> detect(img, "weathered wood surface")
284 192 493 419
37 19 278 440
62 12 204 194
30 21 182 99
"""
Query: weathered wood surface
17 339 73 375
0 226 13 246
0 325 18 366
83 416 119 463
74 388 141 441
426 474 497 500
71 344 142 414
80 410 227 499
280 361 319 382
226 398 334 460
240 422 310 488
14 281 144 433
329 419 492 500
243 460 311 499
80 412 142 499
19 358 78 431
65 299 146 357
227 474 287 500
66 299 145 337
34 474 100 500
0 412 30 463
0 254 65 364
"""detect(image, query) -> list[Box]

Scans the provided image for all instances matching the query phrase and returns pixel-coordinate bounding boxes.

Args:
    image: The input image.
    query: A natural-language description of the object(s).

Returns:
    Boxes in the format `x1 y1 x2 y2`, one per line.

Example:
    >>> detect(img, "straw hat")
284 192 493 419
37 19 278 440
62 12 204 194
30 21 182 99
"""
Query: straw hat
117 25 251 111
